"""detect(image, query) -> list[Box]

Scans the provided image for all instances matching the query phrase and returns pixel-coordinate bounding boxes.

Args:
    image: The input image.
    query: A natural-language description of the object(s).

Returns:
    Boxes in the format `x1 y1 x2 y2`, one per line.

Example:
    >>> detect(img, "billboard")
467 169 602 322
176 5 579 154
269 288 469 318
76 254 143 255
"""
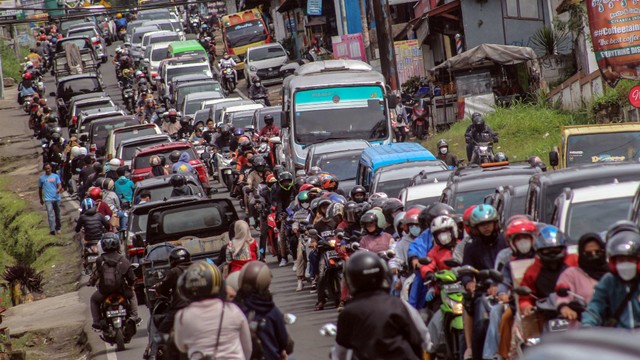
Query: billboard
394 40 425 87
331 33 366 62
587 1 640 87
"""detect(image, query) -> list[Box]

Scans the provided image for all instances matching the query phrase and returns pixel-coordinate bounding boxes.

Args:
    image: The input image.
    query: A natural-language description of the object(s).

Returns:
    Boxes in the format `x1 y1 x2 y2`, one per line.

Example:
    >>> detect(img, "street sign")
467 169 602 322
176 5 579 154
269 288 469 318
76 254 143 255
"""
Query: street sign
307 0 321 16
630 85 640 109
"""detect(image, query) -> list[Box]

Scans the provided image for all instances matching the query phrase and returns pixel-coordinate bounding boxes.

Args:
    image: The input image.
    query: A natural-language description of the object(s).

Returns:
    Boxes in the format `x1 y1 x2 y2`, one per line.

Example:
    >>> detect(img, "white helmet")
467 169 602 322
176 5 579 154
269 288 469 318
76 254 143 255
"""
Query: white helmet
70 146 82 158
431 215 458 246
79 147 88 156
109 158 121 167
25 61 34 69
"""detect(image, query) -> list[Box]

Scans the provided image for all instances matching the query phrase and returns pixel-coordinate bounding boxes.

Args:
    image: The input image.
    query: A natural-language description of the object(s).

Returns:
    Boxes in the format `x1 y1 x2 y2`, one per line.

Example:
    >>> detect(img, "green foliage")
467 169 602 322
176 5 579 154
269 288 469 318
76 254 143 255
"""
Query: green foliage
531 26 567 57
401 76 421 94
0 41 29 82
590 79 635 114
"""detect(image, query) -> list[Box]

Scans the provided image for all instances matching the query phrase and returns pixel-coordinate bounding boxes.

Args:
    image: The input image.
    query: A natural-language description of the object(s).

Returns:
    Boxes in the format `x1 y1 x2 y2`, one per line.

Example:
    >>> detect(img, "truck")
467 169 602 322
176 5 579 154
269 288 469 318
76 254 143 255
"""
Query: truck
220 8 270 71
52 37 100 83
548 123 640 169
278 59 394 172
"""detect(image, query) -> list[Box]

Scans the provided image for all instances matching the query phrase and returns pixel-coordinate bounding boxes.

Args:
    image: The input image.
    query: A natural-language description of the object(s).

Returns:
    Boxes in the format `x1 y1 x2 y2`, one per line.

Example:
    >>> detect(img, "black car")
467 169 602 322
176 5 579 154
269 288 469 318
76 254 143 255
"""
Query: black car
132 173 206 202
484 184 529 228
52 73 103 124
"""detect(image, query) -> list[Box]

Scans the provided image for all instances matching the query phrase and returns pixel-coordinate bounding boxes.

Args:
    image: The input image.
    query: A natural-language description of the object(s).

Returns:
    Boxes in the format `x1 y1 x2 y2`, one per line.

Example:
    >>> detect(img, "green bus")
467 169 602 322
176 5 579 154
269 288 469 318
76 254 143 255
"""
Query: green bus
168 40 207 59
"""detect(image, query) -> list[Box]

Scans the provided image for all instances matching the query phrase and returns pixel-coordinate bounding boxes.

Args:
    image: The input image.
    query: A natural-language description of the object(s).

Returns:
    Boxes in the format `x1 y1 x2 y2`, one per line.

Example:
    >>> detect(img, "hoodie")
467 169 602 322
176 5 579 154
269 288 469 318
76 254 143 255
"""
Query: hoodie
237 293 289 360
172 152 195 174
114 176 135 203
75 207 110 241
390 233 415 271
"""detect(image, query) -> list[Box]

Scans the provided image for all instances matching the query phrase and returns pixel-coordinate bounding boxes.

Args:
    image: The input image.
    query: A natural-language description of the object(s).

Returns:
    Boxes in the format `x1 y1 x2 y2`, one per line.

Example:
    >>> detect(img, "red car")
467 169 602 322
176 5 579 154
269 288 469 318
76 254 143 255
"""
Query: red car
130 142 211 194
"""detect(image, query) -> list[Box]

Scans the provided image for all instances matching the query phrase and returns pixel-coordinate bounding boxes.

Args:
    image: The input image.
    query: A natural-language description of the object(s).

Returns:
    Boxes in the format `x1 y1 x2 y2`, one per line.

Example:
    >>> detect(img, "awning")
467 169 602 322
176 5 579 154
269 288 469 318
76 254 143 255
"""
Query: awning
306 16 326 26
278 0 300 13
393 17 420 41
431 43 537 72
427 0 460 18
414 15 428 43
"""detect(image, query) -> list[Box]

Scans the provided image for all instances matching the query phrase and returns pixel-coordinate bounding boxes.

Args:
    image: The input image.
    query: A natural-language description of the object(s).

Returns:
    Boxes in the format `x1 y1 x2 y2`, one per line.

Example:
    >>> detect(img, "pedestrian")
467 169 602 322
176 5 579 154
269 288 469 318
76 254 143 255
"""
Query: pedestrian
225 220 259 275
38 163 62 235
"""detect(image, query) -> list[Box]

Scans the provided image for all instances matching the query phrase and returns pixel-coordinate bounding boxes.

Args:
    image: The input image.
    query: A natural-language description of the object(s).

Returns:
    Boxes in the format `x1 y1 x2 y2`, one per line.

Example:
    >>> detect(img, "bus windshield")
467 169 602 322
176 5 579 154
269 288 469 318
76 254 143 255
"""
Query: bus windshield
226 20 267 48
566 131 640 167
293 86 388 146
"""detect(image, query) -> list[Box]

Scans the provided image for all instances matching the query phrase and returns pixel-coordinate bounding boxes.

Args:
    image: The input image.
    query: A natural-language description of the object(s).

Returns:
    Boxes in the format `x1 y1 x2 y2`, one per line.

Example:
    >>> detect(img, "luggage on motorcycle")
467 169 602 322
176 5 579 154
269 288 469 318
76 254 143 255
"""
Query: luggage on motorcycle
98 256 125 294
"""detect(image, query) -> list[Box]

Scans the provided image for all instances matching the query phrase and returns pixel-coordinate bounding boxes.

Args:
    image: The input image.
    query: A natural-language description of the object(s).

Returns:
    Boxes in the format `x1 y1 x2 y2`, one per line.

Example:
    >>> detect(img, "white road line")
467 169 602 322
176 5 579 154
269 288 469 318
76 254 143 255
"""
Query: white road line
106 342 118 360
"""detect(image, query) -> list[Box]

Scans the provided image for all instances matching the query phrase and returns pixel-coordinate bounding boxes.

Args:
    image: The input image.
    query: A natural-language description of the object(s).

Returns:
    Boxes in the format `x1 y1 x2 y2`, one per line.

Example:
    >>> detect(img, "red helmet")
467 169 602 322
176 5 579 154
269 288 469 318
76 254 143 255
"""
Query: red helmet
462 205 477 233
88 187 103 201
403 207 421 225
299 183 314 193
23 72 33 80
266 174 277 184
505 218 537 252
321 174 338 190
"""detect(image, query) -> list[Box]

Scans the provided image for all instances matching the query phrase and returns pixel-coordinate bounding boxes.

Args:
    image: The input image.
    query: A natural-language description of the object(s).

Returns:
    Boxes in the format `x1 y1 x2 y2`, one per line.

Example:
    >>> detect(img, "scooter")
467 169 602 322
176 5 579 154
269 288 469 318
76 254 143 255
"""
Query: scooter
411 99 429 140
251 92 271 106
221 64 236 94
99 290 138 351
198 145 216 177
22 95 33 113
470 132 498 165
311 230 344 308
121 83 135 114
216 147 236 193
82 240 100 275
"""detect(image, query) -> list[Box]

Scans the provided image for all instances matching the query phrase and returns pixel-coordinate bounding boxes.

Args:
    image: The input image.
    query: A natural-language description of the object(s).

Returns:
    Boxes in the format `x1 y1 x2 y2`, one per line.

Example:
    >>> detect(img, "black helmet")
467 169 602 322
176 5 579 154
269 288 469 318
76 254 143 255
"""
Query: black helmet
344 201 359 223
272 164 285 178
177 261 224 302
345 251 392 296
607 230 640 259
382 198 404 225
221 124 231 134
495 152 508 162
326 202 344 220
169 246 191 267
47 115 59 123
264 114 274 125
308 166 322 176
169 150 181 163
294 177 306 192
360 211 380 229
278 171 293 183
472 112 484 129
252 155 267 172
101 232 120 252
371 197 389 210
238 261 272 294
240 140 253 153
170 174 186 187
51 132 61 141
306 175 321 188
437 139 448 148
419 203 455 230
606 220 640 242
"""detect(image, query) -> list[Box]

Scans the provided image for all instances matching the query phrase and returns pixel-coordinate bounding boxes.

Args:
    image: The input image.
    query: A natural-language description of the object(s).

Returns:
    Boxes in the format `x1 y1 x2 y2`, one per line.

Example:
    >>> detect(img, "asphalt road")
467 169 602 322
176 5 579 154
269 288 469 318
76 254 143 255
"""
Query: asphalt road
61 39 338 359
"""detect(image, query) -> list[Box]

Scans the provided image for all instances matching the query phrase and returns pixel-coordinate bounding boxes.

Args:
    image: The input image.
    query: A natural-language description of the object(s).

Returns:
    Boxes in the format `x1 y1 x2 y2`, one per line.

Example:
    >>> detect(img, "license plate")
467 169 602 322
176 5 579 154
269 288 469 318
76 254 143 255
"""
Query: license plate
106 309 127 318
87 255 98 262
223 169 232 174
326 250 338 257
441 283 464 293
548 319 569 332
268 71 278 77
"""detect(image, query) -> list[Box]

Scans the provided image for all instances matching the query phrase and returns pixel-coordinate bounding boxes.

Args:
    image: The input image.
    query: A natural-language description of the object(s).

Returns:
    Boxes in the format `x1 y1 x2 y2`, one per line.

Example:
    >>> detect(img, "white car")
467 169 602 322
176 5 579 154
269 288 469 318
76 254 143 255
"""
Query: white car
146 42 172 82
221 104 264 125
399 181 448 209
244 43 289 86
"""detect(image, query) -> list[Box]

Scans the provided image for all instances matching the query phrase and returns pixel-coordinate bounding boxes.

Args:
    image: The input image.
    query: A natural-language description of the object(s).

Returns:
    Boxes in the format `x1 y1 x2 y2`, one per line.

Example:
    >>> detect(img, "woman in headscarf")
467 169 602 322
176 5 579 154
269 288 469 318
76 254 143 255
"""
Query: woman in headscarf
555 232 608 323
225 220 258 274
148 154 168 178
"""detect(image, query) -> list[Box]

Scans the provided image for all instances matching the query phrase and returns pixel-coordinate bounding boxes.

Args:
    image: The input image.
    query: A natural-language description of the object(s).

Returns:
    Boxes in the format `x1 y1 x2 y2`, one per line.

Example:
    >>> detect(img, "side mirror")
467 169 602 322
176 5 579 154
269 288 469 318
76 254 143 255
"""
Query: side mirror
49 91 56 96
280 110 290 128
269 136 281 145
132 234 145 248
514 286 532 296
444 258 461 268
549 150 559 167
418 257 431 266
555 283 571 297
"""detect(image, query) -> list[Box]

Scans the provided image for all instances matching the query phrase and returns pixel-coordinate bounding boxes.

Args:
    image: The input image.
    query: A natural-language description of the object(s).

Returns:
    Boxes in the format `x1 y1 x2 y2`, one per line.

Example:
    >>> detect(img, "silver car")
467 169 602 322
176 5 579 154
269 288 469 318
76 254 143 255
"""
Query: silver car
244 43 289 86
67 26 108 63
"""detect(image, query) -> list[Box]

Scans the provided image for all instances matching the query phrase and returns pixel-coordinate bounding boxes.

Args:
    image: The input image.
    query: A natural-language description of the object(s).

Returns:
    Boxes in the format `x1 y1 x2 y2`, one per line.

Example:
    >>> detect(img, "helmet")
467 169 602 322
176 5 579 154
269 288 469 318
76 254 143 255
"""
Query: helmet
89 187 103 201
297 190 310 205
360 211 381 232
169 150 181 163
51 132 61 141
23 72 33 80
350 185 367 203
472 112 484 129
371 197 389 210
606 220 640 242
266 174 277 184
101 232 120 252
327 202 345 220
238 261 272 294
393 211 406 235
382 198 404 225
220 124 231 134
431 215 458 247
264 114 274 125
299 184 314 193
116 13 122 18
177 261 224 301
419 203 455 230
170 174 186 187
607 230 640 278
122 68 131 78
100 178 114 191
109 158 120 167
368 192 388 205
306 175 321 188
505 218 537 253
272 164 285 178
344 201 360 223
71 146 82 158
79 147 88 156
307 187 322 199
403 207 421 225
327 193 346 204
279 171 293 183
169 247 191 267
308 166 322 176
469 204 498 228
463 205 477 233
437 139 448 148
494 152 508 162
310 198 321 214
240 140 253 152
234 128 245 136
535 225 567 264
149 155 162 166
81 198 95 213
345 251 392 296
321 174 338 191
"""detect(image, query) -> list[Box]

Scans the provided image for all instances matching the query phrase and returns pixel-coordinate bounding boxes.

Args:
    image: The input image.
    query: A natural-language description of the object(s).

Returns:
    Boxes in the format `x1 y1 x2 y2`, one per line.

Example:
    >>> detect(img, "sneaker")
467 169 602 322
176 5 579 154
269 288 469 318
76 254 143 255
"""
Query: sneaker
296 280 304 292
314 302 325 311
309 288 317 294
279 259 288 267
131 316 143 326
49 231 56 236
292 263 297 272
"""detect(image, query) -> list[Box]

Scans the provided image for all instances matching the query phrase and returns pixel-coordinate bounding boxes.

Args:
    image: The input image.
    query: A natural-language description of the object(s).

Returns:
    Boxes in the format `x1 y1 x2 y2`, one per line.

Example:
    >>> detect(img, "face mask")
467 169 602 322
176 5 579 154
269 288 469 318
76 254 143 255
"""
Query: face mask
301 202 310 209
409 225 421 237
440 147 448 155
515 239 532 255
616 261 637 281
437 232 452 246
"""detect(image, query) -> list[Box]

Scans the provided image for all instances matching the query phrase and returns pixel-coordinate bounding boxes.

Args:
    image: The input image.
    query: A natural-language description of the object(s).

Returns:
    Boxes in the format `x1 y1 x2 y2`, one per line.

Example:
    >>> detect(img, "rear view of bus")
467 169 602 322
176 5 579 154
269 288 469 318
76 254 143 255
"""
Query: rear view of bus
221 8 270 71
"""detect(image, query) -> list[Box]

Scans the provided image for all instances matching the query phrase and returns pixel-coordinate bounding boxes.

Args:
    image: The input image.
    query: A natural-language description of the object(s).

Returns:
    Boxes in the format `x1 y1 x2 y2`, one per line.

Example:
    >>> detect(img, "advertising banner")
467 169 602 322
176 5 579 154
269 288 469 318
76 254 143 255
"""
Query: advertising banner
331 33 366 62
394 39 425 86
307 0 322 16
587 0 640 87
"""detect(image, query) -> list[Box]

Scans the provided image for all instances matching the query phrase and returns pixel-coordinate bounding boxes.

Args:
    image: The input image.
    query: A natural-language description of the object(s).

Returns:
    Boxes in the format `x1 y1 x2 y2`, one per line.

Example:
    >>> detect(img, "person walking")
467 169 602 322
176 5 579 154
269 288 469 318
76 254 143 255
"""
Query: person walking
39 163 62 235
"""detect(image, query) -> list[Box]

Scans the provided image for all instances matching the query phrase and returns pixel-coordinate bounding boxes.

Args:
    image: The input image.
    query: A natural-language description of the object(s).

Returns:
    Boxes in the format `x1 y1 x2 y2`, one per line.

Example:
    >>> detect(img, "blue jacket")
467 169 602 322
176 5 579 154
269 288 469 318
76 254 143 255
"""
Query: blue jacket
582 273 640 329
114 176 135 203
172 152 195 174
115 18 127 29
407 229 433 260
238 294 289 360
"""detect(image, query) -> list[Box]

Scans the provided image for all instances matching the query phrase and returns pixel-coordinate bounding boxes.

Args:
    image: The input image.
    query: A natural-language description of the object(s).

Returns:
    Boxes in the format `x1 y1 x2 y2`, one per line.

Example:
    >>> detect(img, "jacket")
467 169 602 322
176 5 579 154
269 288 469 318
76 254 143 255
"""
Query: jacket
464 124 498 144
270 186 294 215
114 176 135 203
237 293 289 360
156 262 192 310
582 273 640 329
75 208 110 241
359 232 394 253
258 125 280 138
95 252 136 294
407 229 433 261
555 266 598 309
419 243 457 279
518 255 578 309
389 234 414 271
171 185 193 197
172 152 195 174
335 290 423 359
461 233 507 285
102 190 121 212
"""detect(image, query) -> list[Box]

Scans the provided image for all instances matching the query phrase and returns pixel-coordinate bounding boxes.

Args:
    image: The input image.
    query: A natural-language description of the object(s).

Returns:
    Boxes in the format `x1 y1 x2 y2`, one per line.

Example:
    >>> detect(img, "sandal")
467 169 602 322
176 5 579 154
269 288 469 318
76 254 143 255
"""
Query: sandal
314 302 325 311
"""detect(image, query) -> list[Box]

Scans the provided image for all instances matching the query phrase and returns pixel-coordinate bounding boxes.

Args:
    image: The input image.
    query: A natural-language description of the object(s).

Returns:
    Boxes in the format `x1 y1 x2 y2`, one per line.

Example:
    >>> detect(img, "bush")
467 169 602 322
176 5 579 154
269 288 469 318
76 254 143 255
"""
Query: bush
0 41 29 82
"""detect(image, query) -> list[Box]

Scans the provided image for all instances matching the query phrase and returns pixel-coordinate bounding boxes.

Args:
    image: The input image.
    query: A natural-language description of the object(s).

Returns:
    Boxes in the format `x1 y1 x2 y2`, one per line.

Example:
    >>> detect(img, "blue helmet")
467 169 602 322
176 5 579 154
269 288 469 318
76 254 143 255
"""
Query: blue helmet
81 198 95 213
234 128 245 136
535 225 567 250
469 204 498 227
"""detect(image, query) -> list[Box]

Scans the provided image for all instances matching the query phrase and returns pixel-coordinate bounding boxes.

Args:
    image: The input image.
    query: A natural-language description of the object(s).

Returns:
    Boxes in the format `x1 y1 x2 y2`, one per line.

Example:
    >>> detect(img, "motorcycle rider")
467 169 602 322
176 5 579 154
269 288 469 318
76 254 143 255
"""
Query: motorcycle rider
258 114 280 138
218 51 237 83
114 13 127 31
271 171 295 267
435 139 459 167
394 93 408 143
333 251 427 360
18 72 37 104
214 124 234 149
382 198 404 236
105 158 120 181
90 232 140 330
114 167 134 206
76 198 110 244
349 186 367 204
162 109 181 136
248 76 271 106
464 113 498 161
169 174 193 197
359 210 395 253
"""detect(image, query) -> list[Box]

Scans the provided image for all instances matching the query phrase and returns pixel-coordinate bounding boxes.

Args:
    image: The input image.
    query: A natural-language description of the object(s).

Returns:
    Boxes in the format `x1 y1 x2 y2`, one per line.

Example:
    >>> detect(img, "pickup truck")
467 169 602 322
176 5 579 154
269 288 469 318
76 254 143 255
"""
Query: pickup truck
52 36 100 83
141 198 238 305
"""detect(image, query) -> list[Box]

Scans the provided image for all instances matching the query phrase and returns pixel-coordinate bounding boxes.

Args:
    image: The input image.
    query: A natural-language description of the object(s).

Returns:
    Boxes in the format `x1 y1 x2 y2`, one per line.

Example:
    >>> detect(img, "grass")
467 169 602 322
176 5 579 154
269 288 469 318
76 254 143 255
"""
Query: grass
0 41 29 82
422 102 590 162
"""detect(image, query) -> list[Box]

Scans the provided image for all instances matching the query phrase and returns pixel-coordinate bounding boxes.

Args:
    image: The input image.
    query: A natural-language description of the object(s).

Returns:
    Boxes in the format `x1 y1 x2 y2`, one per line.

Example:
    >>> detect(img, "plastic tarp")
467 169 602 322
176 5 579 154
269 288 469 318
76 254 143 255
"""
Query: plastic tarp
431 44 537 72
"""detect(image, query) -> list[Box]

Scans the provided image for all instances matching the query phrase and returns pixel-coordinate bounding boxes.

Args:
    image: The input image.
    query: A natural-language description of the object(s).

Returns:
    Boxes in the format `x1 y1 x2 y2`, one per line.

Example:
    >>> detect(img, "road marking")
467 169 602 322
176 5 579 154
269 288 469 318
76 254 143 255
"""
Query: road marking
105 342 117 360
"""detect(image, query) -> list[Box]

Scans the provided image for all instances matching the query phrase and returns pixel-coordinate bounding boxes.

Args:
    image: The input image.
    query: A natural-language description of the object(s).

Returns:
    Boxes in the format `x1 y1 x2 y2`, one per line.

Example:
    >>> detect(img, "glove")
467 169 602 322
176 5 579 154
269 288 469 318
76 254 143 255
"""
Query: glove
425 288 436 302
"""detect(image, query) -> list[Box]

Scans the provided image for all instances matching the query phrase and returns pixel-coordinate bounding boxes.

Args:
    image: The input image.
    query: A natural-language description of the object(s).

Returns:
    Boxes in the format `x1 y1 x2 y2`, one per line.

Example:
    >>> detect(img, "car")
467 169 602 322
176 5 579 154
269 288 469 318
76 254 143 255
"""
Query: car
221 104 264 126
173 78 223 110
52 73 104 124
409 169 452 186
551 181 639 243
76 108 126 136
227 110 259 134
127 25 162 60
526 162 640 223
206 99 255 123
399 181 448 208
145 42 172 82
251 106 282 135
66 26 108 63
132 173 206 202
370 160 449 198
182 91 224 117
116 134 172 168
140 30 177 56
244 43 289 86
155 57 211 95
140 20 182 43
66 93 114 127
304 140 371 194
159 62 213 99
484 184 529 228
85 116 140 156
51 36 100 83
191 109 212 129
124 20 148 42
105 123 163 161
129 142 211 194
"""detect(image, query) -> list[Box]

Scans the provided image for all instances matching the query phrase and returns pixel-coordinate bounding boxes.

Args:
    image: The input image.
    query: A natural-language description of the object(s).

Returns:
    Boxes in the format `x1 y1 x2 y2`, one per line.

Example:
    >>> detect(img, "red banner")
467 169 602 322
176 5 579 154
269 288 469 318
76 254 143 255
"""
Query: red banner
587 0 640 87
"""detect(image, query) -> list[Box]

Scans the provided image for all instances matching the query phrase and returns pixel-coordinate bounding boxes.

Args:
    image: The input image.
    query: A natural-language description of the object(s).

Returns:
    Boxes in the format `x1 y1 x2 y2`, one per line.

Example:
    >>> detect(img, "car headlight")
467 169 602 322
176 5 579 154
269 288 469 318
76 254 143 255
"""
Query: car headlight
249 66 257 71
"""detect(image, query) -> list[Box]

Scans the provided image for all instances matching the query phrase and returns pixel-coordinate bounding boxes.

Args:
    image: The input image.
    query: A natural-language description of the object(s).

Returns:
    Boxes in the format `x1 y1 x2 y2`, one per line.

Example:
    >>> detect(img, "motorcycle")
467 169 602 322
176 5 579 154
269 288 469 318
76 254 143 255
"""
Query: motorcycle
118 28 127 41
251 92 271 106
82 240 100 275
99 261 139 352
189 16 201 34
216 147 236 192
411 99 429 140
221 64 236 94
121 83 135 114
22 95 33 113
198 145 216 177
311 230 344 308
470 132 498 165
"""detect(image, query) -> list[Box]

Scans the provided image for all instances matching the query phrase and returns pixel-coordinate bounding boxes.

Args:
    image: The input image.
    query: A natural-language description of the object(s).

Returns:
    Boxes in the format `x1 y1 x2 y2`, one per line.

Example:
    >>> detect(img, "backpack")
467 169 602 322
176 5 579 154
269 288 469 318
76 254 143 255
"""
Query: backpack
98 256 125 294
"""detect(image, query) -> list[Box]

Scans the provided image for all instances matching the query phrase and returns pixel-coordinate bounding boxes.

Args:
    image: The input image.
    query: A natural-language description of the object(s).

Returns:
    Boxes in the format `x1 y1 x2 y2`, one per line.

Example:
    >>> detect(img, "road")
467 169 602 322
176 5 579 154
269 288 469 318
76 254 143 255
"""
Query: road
49 40 337 359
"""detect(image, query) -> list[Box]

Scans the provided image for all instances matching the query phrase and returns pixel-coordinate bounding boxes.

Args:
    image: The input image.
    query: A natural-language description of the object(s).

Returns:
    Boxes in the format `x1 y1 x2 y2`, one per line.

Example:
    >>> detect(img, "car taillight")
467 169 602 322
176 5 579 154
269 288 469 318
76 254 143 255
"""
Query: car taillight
72 115 77 125
132 173 149 182
228 48 234 55
90 144 97 153
128 247 145 256
151 73 158 78
92 37 100 45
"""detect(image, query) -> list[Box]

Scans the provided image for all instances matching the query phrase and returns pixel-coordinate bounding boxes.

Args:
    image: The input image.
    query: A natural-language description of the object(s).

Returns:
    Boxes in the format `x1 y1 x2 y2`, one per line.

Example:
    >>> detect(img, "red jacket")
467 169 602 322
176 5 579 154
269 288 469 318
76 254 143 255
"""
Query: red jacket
419 243 457 279
519 254 578 309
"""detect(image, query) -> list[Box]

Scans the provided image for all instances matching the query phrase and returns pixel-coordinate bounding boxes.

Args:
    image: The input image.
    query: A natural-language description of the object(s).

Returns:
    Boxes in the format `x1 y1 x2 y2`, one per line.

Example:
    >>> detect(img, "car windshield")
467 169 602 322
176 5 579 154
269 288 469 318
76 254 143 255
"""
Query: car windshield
91 119 139 143
167 65 210 82
249 46 286 62
61 79 101 99
178 84 221 106
256 111 282 129
151 35 179 45
60 39 92 50
159 205 223 234
317 152 360 181
61 19 85 31
406 196 441 208
453 189 492 212
133 29 157 44
230 114 254 129
114 127 159 150
376 179 412 198
186 99 208 115
566 197 632 241
134 148 196 169
155 23 175 32
225 20 267 48
141 183 201 203
75 100 113 115
152 47 169 61
69 29 96 38
121 139 170 160
566 131 640 167
294 86 388 145
138 11 172 20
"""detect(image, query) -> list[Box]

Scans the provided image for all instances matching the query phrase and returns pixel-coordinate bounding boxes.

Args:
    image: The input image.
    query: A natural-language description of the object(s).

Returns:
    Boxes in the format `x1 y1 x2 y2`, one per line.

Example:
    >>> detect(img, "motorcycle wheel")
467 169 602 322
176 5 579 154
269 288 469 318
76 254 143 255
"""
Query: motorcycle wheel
115 328 125 351
416 124 424 140
327 272 341 306
224 173 233 193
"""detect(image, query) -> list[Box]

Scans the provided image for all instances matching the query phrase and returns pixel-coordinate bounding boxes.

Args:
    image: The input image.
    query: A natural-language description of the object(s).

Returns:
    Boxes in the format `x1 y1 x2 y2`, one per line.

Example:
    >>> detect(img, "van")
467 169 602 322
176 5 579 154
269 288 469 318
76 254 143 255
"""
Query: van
168 40 207 59
356 143 436 190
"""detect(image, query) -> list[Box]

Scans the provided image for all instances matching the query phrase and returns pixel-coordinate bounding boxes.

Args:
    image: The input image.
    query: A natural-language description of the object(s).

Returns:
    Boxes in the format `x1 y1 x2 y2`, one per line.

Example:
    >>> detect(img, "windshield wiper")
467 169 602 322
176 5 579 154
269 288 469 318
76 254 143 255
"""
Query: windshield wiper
299 133 346 148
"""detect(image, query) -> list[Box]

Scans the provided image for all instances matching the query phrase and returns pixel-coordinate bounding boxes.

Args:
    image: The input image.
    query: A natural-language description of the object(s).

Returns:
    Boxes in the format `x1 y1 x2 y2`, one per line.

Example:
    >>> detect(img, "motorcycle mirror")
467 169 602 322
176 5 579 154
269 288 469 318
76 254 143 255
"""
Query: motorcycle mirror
269 136 281 145
488 269 503 283
455 265 479 277
418 257 431 266
513 286 532 296
548 150 559 167
308 229 318 236
283 313 297 325
443 258 461 268
555 283 571 297
319 323 337 337
349 242 360 251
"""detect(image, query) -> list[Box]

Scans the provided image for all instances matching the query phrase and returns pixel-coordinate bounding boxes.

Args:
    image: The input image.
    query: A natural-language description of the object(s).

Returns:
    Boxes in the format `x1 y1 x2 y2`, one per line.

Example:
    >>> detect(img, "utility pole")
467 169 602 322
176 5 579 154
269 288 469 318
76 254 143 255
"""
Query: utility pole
371 0 398 90
359 0 371 61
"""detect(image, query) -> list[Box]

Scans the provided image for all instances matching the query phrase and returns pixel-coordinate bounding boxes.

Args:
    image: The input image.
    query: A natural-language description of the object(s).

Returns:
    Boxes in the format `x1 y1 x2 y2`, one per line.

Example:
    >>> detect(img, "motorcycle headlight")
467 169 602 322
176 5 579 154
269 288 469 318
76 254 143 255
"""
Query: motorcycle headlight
329 239 336 247
448 298 464 315
250 66 257 71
